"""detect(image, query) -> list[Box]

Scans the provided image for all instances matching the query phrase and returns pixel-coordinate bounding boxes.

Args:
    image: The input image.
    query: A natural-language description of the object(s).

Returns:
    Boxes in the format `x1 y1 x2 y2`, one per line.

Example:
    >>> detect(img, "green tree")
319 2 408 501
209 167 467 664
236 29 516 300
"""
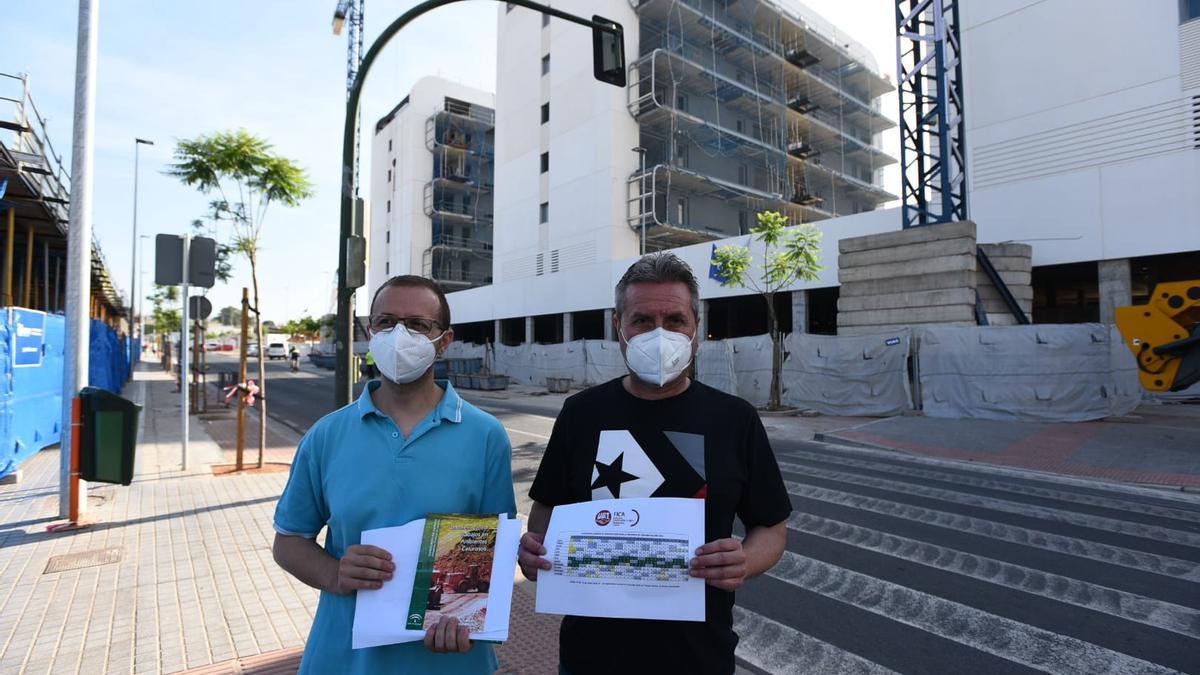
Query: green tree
149 285 181 335
711 211 823 410
167 129 314 465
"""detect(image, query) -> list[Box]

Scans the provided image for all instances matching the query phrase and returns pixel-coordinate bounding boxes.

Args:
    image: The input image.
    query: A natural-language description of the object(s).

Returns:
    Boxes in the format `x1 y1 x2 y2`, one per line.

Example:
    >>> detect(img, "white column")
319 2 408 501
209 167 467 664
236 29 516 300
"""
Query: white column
603 309 614 341
792 290 808 334
524 316 534 345
562 312 573 342
1098 258 1131 325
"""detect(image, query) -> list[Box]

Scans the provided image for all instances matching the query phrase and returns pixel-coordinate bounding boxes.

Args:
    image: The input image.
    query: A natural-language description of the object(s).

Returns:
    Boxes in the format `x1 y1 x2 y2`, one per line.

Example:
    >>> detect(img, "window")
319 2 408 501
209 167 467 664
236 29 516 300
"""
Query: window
735 119 744 133
541 102 550 124
1185 0 1200 21
542 54 550 75
738 211 748 233
540 152 549 173
737 164 748 185
462 259 472 278
542 12 550 27
676 198 688 225
675 142 688 168
676 94 688 111
540 201 549 223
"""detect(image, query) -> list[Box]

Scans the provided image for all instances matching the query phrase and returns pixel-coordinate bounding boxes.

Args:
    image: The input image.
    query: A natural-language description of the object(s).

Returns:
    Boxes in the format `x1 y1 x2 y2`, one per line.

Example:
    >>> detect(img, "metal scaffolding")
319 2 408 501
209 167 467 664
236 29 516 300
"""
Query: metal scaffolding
0 72 124 321
421 97 495 289
626 0 897 250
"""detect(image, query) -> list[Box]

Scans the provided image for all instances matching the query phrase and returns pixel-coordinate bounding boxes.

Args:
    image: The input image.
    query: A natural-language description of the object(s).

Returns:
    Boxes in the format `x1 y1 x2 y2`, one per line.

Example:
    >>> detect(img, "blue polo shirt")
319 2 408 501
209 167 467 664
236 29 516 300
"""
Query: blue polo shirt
274 379 517 675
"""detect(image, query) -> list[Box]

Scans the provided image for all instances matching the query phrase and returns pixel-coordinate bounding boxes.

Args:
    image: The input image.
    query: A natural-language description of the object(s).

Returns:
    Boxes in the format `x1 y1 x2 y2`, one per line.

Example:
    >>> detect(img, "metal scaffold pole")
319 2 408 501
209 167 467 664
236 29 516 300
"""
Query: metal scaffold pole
59 0 99 518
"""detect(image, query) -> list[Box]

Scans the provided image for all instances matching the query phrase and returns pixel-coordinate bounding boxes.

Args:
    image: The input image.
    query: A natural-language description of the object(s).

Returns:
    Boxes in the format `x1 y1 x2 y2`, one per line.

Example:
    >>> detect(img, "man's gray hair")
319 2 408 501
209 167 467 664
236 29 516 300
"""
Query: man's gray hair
614 252 701 318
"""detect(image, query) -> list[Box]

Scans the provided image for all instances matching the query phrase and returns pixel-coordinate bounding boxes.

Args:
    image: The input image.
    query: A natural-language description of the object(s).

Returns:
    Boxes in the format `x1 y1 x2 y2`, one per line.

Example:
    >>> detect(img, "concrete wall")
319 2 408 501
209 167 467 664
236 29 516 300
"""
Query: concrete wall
836 221 979 335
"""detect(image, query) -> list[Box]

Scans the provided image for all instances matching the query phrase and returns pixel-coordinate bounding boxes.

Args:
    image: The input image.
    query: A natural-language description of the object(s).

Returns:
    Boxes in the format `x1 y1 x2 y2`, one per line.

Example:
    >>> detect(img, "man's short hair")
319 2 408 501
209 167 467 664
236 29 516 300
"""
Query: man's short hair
614 252 701 318
370 275 451 328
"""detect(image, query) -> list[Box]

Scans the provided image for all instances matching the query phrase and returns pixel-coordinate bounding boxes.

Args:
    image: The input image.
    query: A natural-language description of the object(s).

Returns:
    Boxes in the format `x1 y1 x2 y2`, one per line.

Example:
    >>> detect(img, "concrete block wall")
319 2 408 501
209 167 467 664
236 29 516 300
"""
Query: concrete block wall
837 221 979 336
976 243 1033 326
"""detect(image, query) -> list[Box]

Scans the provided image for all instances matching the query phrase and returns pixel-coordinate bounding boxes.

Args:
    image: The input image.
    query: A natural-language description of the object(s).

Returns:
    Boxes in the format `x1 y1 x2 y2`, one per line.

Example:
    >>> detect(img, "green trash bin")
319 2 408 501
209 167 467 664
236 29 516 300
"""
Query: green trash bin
79 387 143 486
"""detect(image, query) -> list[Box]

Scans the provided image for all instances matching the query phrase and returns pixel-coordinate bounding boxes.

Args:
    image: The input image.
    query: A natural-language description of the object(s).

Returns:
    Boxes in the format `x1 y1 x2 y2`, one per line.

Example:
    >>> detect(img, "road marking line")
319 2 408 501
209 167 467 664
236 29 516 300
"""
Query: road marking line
780 462 1200 547
764 549 1178 675
784 480 1200 583
785 511 1200 638
733 606 898 675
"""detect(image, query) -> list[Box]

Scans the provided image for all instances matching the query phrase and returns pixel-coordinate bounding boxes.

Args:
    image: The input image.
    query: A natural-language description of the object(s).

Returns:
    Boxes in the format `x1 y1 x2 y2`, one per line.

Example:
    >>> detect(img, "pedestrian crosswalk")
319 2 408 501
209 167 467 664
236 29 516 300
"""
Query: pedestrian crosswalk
733 442 1200 674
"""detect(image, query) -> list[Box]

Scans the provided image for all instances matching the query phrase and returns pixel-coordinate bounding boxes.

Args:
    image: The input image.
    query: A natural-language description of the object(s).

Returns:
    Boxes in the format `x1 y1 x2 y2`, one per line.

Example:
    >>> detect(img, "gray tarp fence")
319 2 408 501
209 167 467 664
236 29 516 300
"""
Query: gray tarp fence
916 324 1142 421
782 330 913 416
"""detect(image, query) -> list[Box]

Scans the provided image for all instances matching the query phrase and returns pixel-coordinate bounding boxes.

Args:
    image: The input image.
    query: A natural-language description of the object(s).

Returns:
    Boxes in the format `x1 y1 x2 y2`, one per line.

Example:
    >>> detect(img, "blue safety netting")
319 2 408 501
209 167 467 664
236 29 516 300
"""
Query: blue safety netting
89 319 130 393
0 311 131 479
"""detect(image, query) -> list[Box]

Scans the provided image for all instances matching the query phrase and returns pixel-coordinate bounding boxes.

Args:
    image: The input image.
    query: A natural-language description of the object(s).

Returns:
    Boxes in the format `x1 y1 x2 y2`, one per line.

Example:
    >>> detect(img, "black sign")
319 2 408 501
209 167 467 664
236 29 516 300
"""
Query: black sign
188 296 213 320
155 234 218 288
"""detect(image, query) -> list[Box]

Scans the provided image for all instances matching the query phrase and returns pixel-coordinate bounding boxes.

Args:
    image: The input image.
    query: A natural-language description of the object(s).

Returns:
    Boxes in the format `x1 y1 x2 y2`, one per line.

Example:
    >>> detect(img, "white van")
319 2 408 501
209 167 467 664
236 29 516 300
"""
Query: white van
267 342 287 360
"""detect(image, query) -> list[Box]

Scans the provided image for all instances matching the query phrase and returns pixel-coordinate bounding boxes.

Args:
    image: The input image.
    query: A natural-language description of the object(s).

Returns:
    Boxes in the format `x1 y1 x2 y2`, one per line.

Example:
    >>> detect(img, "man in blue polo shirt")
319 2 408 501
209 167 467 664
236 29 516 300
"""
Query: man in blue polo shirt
273 275 517 674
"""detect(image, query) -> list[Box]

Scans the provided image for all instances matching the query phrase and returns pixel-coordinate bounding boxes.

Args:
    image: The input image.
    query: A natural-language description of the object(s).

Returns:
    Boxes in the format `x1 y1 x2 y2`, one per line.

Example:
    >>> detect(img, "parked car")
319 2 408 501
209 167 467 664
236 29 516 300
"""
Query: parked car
220 344 235 351
267 342 287 360
206 341 220 351
247 344 259 357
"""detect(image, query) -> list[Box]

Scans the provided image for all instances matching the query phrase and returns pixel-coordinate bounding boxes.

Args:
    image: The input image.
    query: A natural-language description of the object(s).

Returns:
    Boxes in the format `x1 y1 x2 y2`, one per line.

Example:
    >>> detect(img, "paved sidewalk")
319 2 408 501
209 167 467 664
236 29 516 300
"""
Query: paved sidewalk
0 367 315 675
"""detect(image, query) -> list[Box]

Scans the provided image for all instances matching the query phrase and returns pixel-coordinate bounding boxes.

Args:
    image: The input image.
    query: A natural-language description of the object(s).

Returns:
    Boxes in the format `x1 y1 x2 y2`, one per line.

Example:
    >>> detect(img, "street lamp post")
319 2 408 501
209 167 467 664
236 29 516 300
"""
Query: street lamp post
333 0 627 406
632 146 647 255
130 137 152 363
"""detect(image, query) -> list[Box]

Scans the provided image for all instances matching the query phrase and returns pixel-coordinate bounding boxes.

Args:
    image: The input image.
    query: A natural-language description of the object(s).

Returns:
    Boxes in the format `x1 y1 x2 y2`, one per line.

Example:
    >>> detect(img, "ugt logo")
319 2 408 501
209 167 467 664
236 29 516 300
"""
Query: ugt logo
595 510 612 526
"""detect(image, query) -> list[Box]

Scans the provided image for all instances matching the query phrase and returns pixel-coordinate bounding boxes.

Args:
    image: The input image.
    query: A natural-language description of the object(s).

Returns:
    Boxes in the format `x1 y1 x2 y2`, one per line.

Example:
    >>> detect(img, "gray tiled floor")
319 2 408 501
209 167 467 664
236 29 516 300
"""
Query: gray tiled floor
0 369 316 675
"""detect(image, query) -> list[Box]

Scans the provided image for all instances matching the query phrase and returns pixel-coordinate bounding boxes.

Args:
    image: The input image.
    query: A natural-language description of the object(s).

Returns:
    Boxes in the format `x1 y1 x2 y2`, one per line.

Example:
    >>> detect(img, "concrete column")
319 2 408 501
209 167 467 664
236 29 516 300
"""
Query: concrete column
524 316 534 345
493 319 502 346
1098 258 1131 325
603 308 614 341
696 299 708 342
791 290 808 334
562 312 573 342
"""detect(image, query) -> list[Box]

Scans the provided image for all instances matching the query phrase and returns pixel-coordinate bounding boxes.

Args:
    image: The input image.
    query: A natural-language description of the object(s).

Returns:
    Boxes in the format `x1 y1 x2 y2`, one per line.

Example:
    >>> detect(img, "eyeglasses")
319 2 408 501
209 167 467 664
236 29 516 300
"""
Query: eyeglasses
369 315 444 336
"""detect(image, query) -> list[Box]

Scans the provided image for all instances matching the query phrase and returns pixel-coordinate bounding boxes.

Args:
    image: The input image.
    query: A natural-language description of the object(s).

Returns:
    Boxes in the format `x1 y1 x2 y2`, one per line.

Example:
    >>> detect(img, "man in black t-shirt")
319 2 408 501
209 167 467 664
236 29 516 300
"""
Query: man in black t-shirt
519 253 792 675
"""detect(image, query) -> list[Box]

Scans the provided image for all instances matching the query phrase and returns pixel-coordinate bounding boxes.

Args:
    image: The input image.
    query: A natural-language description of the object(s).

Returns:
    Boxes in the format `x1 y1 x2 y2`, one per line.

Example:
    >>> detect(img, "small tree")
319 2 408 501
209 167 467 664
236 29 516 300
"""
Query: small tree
711 211 823 410
167 129 313 465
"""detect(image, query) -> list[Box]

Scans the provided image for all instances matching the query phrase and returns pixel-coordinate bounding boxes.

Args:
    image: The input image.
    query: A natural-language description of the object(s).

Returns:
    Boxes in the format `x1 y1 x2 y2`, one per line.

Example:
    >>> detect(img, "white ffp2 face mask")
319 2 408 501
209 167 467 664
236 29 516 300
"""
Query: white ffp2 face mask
622 327 694 387
369 325 441 384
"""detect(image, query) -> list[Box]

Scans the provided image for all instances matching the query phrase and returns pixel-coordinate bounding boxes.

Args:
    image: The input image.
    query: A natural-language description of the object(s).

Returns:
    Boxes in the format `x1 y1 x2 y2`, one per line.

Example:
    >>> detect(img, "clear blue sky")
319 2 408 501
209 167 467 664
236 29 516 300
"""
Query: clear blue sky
2 0 894 324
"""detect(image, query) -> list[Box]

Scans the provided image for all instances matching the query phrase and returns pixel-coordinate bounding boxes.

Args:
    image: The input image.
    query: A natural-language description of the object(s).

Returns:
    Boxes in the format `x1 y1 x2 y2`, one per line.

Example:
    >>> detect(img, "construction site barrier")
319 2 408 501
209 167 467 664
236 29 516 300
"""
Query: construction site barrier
0 310 134 479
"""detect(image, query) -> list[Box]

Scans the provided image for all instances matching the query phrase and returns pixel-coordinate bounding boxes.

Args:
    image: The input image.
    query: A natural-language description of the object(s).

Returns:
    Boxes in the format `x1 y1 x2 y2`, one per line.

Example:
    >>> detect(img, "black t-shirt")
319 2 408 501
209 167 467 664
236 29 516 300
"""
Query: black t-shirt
529 377 793 675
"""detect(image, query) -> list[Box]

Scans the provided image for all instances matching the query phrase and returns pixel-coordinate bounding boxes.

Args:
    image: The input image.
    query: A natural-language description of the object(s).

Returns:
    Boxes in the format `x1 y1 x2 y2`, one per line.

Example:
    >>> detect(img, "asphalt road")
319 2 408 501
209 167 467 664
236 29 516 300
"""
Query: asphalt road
202 352 1200 674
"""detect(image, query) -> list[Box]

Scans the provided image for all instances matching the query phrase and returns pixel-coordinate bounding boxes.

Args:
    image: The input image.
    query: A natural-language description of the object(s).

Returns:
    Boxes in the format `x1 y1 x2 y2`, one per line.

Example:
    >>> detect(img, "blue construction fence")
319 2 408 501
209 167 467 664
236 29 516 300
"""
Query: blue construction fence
0 309 133 479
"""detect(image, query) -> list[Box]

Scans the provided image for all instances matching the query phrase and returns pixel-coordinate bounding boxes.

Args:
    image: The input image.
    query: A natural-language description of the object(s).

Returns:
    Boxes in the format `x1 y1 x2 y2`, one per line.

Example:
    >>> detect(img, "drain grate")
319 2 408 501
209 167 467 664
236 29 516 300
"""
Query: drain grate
43 547 121 574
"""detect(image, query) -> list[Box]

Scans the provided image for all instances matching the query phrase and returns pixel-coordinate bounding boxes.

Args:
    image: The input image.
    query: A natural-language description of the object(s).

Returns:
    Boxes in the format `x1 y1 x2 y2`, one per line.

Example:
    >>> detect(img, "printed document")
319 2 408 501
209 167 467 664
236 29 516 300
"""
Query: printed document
352 515 521 649
536 497 705 622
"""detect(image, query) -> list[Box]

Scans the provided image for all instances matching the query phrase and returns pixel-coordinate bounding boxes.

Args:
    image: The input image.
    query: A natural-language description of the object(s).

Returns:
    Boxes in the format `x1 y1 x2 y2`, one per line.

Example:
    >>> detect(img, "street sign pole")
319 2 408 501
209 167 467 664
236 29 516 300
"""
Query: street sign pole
59 0 99 520
180 234 190 471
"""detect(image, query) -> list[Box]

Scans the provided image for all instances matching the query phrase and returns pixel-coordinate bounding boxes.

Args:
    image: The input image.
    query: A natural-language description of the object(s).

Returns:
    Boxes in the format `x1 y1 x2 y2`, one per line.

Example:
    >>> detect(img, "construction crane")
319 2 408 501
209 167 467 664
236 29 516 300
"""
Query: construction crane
895 0 1028 325
333 0 365 197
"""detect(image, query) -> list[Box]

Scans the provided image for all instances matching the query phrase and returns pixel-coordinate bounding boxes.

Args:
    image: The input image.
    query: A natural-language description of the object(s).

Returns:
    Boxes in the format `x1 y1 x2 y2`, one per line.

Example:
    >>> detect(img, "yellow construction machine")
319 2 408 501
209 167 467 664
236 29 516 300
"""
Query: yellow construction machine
1115 281 1200 392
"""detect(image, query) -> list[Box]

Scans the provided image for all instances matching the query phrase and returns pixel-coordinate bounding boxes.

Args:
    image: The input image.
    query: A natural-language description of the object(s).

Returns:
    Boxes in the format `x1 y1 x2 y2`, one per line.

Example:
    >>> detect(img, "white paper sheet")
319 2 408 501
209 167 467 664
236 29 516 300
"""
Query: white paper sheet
535 498 706 622
351 517 521 649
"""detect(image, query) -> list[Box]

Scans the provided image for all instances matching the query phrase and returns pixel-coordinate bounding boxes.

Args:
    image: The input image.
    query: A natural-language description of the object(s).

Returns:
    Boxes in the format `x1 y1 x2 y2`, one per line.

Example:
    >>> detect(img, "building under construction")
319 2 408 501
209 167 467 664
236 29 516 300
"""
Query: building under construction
368 78 495 296
0 71 126 324
627 0 897 249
